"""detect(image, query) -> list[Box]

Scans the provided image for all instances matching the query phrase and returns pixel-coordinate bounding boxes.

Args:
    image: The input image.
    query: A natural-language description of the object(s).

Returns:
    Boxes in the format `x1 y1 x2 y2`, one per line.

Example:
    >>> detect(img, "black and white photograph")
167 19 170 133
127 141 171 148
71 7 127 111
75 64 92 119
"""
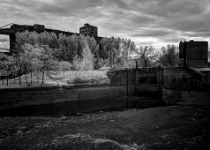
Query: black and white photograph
0 0 210 149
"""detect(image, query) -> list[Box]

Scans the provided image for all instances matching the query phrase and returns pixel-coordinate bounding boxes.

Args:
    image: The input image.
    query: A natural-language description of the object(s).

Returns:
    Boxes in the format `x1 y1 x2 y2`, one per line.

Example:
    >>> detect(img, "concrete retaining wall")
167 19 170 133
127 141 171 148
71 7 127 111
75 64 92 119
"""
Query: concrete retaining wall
0 86 78 111
163 89 210 106
0 84 161 116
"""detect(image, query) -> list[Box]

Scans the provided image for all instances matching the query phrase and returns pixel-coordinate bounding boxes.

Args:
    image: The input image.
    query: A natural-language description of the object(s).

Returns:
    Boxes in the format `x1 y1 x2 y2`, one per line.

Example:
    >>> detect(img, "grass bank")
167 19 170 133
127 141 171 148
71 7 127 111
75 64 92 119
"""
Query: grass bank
0 105 210 150
0 70 109 89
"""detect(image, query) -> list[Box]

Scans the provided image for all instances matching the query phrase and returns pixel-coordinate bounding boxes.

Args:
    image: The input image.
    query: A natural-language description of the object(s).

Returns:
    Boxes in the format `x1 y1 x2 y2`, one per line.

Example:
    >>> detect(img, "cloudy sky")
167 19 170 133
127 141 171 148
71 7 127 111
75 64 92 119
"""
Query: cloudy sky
0 0 210 49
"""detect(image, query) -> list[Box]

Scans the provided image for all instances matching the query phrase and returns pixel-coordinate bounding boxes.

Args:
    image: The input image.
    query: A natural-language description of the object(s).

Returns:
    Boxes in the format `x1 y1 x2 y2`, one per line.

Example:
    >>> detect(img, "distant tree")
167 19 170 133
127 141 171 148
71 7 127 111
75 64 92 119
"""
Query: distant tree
15 31 61 84
0 53 16 86
59 61 72 78
35 45 59 84
0 53 7 85
5 56 16 86
39 32 52 46
98 37 137 69
19 44 59 84
56 33 83 63
10 61 18 85
99 37 121 68
15 31 29 54
85 35 100 69
49 32 59 55
15 31 35 85
16 31 59 55
28 31 39 45
14 52 26 85
131 45 158 69
21 44 42 85
73 38 94 71
159 45 179 67
118 38 136 68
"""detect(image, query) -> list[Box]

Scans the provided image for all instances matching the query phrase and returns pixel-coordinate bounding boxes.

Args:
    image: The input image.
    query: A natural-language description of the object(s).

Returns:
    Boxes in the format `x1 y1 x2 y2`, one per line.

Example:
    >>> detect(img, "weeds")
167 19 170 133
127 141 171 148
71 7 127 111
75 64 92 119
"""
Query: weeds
0 106 210 150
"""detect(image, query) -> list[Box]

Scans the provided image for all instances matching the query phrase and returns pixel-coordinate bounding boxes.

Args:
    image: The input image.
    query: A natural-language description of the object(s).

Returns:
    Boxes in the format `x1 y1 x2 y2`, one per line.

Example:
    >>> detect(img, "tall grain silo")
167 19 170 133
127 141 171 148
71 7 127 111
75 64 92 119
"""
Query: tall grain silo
186 40 208 68
179 41 187 67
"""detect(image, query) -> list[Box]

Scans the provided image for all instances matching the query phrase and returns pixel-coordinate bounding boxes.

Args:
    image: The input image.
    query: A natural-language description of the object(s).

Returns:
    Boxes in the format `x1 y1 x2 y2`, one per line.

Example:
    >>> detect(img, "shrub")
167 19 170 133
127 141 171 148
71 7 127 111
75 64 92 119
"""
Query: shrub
73 77 87 84
67 76 110 85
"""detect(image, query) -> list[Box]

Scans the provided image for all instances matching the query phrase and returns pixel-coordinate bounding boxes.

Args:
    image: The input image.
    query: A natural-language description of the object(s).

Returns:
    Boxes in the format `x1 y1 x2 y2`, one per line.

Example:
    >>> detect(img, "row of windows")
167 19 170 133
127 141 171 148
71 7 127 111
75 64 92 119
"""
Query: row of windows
81 31 96 34
80 26 97 29
80 29 97 32
80 30 97 33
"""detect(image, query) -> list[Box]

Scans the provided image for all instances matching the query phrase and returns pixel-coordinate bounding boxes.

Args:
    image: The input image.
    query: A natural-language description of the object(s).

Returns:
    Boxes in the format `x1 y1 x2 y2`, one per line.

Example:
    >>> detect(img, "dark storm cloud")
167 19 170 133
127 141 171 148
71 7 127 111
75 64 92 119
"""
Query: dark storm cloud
0 0 209 47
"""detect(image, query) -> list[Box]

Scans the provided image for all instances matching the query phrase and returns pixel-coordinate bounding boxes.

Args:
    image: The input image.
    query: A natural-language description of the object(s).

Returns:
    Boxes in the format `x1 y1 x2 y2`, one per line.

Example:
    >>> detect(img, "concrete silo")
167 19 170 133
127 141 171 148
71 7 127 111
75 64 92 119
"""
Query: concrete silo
179 40 208 68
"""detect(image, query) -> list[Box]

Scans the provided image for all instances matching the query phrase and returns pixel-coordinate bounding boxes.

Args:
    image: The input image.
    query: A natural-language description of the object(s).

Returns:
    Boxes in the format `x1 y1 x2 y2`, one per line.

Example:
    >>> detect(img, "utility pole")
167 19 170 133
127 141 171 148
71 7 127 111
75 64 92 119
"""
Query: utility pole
110 52 112 69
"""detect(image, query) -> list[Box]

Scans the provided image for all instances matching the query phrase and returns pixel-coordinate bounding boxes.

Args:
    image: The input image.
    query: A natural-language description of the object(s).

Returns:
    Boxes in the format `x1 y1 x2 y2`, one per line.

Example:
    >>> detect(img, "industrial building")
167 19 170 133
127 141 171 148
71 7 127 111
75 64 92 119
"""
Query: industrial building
179 40 208 68
163 40 210 105
164 40 210 86
178 40 210 83
0 23 101 54
79 23 98 37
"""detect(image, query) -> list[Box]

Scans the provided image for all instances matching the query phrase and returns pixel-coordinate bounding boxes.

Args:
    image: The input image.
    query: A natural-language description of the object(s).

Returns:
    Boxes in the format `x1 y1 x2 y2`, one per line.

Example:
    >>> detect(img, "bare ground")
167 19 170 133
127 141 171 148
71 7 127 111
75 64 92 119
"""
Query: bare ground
0 105 210 150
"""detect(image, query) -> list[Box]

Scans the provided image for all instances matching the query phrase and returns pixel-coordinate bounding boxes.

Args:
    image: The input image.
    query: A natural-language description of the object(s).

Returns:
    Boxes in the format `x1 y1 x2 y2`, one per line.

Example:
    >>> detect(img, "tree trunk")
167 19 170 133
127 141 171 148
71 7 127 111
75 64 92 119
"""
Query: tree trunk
110 52 112 68
18 68 22 85
13 69 16 85
14 74 15 84
19 74 21 85
42 71 44 84
7 74 8 86
30 67 33 85
25 76 27 84
37 73 39 83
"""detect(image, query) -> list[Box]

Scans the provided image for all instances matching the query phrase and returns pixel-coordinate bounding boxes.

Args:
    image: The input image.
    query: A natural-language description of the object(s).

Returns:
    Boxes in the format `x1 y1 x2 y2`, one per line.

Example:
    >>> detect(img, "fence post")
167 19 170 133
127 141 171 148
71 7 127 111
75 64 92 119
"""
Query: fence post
126 68 129 109
135 61 138 96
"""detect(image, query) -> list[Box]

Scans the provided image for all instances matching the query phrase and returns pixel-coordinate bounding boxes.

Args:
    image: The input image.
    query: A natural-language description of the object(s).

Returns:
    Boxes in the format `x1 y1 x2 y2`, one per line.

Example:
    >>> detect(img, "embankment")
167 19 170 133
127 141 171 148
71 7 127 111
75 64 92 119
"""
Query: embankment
0 84 161 116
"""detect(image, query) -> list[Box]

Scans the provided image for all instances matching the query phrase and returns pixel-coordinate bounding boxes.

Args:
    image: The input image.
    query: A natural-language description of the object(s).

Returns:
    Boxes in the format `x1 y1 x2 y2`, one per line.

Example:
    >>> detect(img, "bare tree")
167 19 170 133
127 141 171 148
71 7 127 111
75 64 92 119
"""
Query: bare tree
159 44 179 67
132 45 158 69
